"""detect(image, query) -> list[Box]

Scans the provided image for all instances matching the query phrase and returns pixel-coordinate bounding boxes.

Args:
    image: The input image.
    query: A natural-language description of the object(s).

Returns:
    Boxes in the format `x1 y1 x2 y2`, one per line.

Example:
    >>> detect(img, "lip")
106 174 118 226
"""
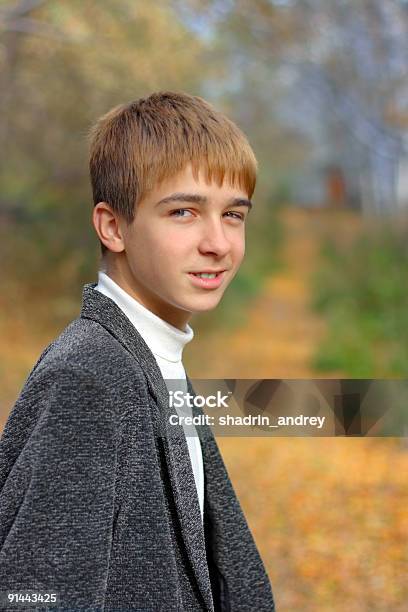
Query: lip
187 271 226 290
189 269 226 274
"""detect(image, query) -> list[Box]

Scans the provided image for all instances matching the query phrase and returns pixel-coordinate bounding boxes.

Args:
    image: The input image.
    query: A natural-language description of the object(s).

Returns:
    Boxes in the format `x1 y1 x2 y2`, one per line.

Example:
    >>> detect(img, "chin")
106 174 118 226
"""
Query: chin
184 294 224 313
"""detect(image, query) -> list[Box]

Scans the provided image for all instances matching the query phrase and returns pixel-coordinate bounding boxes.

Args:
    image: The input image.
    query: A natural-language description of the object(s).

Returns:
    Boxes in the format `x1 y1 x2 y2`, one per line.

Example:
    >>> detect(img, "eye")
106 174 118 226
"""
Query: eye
224 211 245 221
169 208 193 218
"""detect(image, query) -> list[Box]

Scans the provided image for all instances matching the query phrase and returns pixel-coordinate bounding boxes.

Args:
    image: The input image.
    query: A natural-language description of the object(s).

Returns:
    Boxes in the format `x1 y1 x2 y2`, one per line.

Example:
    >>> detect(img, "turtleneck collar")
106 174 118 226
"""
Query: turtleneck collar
94 271 194 363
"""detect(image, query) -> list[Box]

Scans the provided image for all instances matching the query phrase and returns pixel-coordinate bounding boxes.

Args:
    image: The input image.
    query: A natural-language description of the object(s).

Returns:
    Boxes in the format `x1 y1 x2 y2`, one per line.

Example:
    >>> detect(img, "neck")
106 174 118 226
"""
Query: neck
102 254 191 331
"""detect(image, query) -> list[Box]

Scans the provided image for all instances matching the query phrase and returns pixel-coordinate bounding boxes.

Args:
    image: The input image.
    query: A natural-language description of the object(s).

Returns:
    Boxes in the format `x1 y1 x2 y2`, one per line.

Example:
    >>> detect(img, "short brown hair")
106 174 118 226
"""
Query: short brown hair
89 91 257 250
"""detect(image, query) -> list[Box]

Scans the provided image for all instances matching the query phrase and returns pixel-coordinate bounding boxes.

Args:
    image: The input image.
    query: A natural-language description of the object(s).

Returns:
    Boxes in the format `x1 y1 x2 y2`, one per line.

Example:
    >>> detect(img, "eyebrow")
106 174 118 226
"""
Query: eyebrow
155 192 252 210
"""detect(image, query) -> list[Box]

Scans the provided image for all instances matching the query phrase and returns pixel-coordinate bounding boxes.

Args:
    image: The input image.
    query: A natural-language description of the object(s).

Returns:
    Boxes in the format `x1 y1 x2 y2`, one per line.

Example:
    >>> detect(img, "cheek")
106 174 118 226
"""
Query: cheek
125 232 156 277
156 234 190 263
231 233 245 264
156 227 196 262
134 228 190 274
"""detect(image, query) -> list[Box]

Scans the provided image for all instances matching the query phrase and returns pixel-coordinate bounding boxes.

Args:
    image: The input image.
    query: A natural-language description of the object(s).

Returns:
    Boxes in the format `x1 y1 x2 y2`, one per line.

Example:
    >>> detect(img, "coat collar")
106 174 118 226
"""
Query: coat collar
80 283 214 612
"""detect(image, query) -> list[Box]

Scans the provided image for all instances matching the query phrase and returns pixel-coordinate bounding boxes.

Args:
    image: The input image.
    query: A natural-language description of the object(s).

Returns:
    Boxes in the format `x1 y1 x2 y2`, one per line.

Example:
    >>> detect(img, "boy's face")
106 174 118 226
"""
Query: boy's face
114 164 251 329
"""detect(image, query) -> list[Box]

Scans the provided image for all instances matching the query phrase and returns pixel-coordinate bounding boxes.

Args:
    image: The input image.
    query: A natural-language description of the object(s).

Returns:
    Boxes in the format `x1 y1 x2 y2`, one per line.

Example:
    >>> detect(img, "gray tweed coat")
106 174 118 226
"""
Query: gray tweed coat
0 284 275 611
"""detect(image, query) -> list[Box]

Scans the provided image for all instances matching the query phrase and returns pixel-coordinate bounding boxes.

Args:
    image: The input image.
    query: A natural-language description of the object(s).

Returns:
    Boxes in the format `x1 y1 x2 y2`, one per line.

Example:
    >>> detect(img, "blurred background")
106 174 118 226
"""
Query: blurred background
0 0 407 609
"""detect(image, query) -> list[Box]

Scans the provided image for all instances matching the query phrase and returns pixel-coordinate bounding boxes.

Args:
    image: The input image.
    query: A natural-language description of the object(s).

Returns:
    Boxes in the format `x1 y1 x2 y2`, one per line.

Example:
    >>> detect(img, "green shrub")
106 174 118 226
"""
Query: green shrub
312 222 408 377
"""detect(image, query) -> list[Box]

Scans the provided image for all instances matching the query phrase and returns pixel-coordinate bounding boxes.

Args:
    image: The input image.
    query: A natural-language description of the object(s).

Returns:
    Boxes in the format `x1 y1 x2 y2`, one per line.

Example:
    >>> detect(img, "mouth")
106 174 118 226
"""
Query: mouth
187 270 227 289
190 270 225 278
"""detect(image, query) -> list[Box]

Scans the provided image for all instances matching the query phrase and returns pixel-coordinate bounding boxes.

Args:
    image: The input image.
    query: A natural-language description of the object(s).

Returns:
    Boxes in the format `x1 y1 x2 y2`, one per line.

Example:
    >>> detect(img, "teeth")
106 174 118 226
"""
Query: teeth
194 273 217 279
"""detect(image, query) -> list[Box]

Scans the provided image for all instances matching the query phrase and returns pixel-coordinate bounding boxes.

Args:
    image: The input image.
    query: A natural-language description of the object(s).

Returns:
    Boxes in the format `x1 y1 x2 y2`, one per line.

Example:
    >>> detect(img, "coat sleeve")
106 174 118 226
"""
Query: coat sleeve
0 364 119 611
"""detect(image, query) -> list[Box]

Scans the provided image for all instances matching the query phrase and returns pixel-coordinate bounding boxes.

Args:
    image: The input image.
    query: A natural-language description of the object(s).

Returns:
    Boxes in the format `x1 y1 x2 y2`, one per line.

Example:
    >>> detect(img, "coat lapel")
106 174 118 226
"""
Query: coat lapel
186 379 276 611
80 284 214 612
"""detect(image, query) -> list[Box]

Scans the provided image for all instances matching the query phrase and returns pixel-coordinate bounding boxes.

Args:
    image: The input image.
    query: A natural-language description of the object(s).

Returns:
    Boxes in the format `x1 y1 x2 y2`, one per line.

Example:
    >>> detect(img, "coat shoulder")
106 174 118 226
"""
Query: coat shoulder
1 317 151 477
32 317 145 384
7 317 149 435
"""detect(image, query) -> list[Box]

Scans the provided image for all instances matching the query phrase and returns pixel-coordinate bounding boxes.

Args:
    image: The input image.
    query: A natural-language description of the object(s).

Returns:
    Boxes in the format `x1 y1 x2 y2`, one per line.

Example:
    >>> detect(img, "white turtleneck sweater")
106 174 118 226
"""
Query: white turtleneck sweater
94 271 204 521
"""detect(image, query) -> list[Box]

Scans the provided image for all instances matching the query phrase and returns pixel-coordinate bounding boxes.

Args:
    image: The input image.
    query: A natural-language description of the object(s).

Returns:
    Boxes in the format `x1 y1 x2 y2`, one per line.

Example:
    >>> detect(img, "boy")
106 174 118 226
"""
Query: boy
0 92 275 611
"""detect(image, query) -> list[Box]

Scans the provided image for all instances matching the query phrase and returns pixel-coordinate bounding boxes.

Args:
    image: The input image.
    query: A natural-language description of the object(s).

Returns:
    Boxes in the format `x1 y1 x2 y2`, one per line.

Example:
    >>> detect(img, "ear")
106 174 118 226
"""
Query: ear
92 202 125 253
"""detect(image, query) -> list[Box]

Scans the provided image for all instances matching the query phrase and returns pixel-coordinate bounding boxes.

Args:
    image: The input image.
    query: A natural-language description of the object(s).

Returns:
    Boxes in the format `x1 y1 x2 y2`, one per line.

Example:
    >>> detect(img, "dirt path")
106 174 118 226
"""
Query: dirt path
188 206 362 378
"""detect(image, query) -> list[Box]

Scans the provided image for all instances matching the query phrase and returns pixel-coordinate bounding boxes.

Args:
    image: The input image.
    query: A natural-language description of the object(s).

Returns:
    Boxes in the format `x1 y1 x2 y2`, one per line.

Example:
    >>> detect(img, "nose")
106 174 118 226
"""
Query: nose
197 217 231 258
